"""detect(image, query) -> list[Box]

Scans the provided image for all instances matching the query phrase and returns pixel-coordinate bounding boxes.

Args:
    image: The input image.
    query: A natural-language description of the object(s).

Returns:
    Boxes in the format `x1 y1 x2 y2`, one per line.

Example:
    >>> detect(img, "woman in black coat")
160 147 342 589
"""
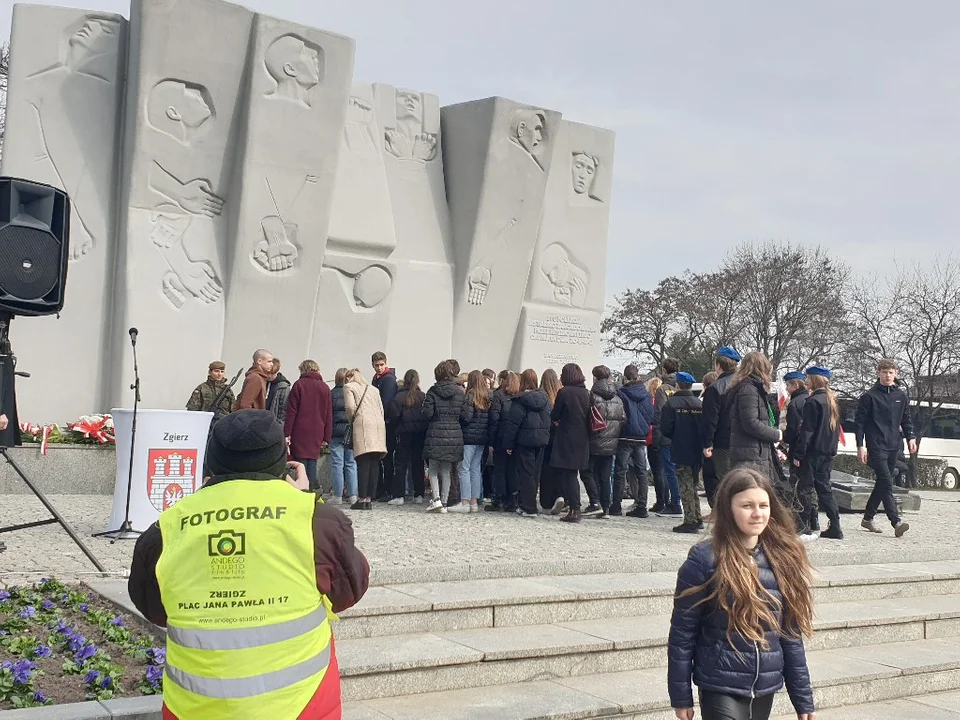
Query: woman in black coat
502 369 552 517
668 468 815 720
584 365 626 518
386 369 428 504
422 359 466 513
725 351 782 482
486 372 520 511
550 363 592 523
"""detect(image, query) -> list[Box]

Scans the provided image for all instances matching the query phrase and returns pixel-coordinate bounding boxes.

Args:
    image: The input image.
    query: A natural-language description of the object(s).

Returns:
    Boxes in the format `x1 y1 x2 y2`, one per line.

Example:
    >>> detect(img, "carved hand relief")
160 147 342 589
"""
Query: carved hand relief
28 14 122 84
250 175 317 273
254 216 299 272
383 89 437 162
571 151 602 201
509 108 548 171
148 162 225 217
149 208 223 310
467 266 492 306
263 34 324 108
541 243 589 308
343 95 379 154
147 80 214 146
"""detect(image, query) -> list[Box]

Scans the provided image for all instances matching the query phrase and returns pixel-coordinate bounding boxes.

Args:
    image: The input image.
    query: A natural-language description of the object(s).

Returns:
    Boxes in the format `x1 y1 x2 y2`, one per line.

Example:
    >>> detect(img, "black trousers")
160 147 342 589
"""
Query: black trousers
556 467 582 510
698 690 774 720
648 445 666 505
493 446 519 506
378 433 397 498
539 444 559 509
482 446 494 499
357 453 380 499
614 441 648 511
866 448 902 526
582 455 614 509
702 456 718 508
393 433 425 499
516 446 545 514
799 453 840 529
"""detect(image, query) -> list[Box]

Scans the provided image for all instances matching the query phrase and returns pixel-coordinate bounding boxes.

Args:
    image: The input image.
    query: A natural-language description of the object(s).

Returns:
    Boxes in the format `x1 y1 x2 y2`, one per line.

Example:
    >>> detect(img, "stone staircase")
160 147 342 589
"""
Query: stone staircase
338 556 960 719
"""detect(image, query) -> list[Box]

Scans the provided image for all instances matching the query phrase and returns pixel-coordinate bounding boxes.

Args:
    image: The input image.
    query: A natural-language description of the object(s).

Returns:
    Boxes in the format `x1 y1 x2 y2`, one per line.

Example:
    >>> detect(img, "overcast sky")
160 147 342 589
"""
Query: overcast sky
3 0 959 297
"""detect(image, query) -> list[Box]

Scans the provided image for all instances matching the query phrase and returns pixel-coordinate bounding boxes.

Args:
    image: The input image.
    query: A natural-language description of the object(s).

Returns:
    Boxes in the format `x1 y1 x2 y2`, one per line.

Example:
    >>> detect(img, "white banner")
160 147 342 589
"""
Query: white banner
106 409 213 534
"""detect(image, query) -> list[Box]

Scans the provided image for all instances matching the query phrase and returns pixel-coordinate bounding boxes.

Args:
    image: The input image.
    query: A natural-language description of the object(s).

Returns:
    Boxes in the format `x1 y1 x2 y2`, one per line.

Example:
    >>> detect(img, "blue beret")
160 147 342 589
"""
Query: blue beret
717 346 741 362
805 366 831 379
783 371 805 382
676 372 696 385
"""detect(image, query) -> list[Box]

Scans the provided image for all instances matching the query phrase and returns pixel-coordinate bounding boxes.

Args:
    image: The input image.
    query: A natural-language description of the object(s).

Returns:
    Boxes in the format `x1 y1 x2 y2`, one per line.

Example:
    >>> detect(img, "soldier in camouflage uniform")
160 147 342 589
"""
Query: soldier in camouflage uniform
186 361 234 419
659 372 704 533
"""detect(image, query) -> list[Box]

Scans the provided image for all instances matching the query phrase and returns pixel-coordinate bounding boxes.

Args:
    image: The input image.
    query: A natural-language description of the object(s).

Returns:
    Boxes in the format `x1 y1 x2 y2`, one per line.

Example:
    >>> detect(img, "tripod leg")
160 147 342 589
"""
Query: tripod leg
1 449 106 572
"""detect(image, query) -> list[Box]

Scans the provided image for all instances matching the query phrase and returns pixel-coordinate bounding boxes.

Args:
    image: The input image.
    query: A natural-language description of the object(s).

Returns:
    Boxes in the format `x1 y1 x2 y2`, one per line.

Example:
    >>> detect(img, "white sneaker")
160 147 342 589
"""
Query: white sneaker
469 504 480 513
328 496 342 505
549 499 567 516
799 533 818 543
427 499 445 513
348 495 358 506
387 498 404 506
414 496 424 504
449 503 471 513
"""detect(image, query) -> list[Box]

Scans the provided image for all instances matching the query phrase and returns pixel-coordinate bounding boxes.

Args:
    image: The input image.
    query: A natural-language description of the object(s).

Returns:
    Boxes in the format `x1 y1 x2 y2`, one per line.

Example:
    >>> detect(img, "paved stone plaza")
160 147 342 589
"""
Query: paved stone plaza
2 490 959 584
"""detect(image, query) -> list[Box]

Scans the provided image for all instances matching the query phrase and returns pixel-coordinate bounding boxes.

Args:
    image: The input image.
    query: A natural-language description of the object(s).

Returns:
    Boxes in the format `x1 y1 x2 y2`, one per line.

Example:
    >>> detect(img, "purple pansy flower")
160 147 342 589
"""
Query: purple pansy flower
99 675 113 690
34 645 52 658
84 669 101 684
18 605 36 619
145 664 164 683
147 647 166 665
41 600 55 611
78 603 89 612
32 690 47 703
0 589 10 601
109 616 124 626
67 633 86 652
76 643 97 662
12 659 36 685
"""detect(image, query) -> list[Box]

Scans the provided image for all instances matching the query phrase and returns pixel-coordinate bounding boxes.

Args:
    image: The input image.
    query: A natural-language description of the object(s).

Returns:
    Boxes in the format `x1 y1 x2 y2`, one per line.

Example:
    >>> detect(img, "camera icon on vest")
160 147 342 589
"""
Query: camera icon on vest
208 529 246 557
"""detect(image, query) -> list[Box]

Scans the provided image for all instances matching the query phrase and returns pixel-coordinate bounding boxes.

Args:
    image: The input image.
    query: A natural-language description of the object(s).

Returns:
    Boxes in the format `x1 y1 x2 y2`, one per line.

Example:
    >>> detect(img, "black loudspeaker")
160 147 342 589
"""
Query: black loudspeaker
0 177 71 317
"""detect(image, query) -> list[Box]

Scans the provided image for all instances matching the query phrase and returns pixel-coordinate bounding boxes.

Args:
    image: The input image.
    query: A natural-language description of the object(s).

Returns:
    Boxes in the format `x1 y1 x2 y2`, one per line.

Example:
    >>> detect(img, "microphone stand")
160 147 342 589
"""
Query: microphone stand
93 332 142 541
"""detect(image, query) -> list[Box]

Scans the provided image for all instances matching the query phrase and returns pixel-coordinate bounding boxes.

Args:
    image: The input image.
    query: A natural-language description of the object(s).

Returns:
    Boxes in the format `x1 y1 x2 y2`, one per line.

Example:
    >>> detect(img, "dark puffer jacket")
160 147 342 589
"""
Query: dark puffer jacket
727 378 781 466
459 393 491 447
667 542 815 714
502 389 551 450
423 380 466 462
386 388 428 437
489 390 515 448
331 386 350 443
794 388 840 460
589 379 626 456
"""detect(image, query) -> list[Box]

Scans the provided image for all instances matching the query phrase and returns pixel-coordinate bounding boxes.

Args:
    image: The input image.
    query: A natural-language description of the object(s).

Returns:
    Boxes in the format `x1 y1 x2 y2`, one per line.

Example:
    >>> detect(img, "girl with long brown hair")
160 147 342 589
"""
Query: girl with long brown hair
539 369 564 513
455 370 492 512
502 369 552 517
668 468 815 720
791 366 843 540
487 371 521 511
726 351 782 481
385 369 427 504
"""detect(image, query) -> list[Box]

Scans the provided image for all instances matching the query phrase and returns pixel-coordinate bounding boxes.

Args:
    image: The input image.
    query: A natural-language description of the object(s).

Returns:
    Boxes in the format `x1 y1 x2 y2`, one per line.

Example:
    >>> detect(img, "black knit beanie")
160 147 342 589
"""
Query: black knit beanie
205 410 287 478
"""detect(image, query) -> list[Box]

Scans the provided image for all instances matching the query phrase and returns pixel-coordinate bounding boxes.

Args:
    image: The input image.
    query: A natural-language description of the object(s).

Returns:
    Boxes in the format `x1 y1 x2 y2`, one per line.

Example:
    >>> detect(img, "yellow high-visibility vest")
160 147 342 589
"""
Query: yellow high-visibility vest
156 478 333 720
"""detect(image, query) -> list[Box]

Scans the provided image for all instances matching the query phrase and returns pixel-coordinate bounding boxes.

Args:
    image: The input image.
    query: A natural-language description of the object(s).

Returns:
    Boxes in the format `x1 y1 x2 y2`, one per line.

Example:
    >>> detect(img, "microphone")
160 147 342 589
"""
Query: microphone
128 327 138 345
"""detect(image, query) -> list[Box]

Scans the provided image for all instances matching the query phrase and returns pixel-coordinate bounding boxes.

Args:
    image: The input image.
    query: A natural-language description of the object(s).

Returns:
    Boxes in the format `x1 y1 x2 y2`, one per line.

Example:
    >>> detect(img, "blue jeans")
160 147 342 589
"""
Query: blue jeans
660 445 681 507
330 442 358 498
295 458 319 491
459 445 484 501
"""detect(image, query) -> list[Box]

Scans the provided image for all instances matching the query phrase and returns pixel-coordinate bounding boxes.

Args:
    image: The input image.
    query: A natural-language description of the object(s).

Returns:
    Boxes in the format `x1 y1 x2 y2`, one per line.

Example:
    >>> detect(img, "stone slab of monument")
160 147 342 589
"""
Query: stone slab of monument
312 82 396 373
375 83 454 376
513 119 615 371
830 470 922 512
442 97 562 371
221 14 355 370
1 4 126 421
109 0 257 411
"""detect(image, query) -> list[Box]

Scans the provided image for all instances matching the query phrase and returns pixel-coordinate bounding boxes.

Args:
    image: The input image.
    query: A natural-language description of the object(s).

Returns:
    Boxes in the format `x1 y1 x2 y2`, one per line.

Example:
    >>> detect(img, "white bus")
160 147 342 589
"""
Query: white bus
839 400 960 490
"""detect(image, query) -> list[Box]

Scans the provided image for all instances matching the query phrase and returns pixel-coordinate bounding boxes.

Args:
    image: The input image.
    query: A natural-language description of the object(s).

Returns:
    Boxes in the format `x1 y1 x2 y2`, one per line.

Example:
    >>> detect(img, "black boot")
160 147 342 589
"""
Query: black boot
560 507 582 523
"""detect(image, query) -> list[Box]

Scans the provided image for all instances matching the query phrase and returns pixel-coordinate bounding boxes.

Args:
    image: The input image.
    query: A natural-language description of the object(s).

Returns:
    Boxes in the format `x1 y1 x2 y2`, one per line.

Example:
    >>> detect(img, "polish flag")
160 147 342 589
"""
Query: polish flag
777 381 789 411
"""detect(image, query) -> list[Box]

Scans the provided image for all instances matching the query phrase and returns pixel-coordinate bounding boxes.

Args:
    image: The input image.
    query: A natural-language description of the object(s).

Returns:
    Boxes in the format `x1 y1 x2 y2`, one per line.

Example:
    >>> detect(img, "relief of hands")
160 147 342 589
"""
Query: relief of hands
412 132 437 161
468 266 491 306
385 128 413 159
176 179 224 217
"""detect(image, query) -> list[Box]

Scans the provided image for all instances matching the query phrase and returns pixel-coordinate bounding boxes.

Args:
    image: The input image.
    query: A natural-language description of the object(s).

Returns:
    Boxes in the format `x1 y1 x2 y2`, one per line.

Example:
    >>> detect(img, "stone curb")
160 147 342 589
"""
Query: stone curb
0 696 162 719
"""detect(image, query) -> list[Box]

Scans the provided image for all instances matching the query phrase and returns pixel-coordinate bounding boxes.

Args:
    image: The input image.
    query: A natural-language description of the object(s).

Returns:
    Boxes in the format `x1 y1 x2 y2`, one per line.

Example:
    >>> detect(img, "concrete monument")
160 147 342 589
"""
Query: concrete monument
2 0 614 423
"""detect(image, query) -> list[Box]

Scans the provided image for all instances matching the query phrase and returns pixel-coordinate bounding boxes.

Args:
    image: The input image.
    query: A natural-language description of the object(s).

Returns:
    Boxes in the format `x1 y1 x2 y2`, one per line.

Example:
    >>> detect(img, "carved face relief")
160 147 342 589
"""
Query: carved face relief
396 90 422 122
264 35 324 107
148 81 213 144
517 113 545 154
68 17 120 57
571 152 598 195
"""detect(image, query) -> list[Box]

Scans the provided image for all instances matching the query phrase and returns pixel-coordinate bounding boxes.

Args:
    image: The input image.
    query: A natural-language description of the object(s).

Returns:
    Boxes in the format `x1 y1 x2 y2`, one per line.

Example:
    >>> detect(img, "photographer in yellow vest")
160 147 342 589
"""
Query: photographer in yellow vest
129 410 370 720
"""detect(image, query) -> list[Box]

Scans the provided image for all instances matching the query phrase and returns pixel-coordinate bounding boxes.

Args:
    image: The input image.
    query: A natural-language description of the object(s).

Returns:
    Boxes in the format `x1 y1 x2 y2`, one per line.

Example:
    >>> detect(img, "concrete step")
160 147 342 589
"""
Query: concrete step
342 638 960 719
772 688 960 718
335 559 960 640
336 593 960 701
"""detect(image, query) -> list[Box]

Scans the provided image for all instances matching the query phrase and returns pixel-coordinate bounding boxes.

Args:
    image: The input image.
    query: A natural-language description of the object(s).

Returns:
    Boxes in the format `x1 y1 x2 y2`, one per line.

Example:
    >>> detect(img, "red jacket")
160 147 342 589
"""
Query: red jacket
284 372 334 458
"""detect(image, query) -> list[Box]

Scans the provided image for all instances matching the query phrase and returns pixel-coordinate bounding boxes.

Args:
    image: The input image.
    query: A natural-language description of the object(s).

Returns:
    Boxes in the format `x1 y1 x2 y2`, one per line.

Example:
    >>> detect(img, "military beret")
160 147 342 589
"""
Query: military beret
783 371 805 382
717 346 741 362
676 372 696 385
805 366 831 379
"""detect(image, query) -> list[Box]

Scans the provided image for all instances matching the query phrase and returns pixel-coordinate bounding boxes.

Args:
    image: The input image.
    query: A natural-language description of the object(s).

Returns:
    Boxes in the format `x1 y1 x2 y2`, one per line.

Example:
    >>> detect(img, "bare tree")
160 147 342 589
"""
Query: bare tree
0 42 9 167
601 278 680 370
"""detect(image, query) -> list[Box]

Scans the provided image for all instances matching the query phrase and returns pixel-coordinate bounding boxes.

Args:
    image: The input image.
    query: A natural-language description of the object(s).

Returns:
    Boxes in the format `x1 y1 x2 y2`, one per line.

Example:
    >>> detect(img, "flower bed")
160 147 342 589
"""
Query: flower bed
0 579 162 709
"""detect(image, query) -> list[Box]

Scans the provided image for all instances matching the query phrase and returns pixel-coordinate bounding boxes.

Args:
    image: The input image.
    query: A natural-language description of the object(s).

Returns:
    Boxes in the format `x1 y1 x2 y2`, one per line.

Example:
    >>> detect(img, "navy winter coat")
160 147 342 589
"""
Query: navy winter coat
667 542 815 714
386 388 428 437
660 390 704 468
489 390 515 447
502 389 552 450
372 369 398 412
854 382 915 453
423 380 466 462
618 381 654 441
331 386 350 443
459 394 491 446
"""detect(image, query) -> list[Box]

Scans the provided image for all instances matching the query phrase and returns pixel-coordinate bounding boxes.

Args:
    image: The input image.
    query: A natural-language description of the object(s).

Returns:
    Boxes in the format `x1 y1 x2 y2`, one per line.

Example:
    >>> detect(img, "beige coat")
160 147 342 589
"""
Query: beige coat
344 380 387 457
